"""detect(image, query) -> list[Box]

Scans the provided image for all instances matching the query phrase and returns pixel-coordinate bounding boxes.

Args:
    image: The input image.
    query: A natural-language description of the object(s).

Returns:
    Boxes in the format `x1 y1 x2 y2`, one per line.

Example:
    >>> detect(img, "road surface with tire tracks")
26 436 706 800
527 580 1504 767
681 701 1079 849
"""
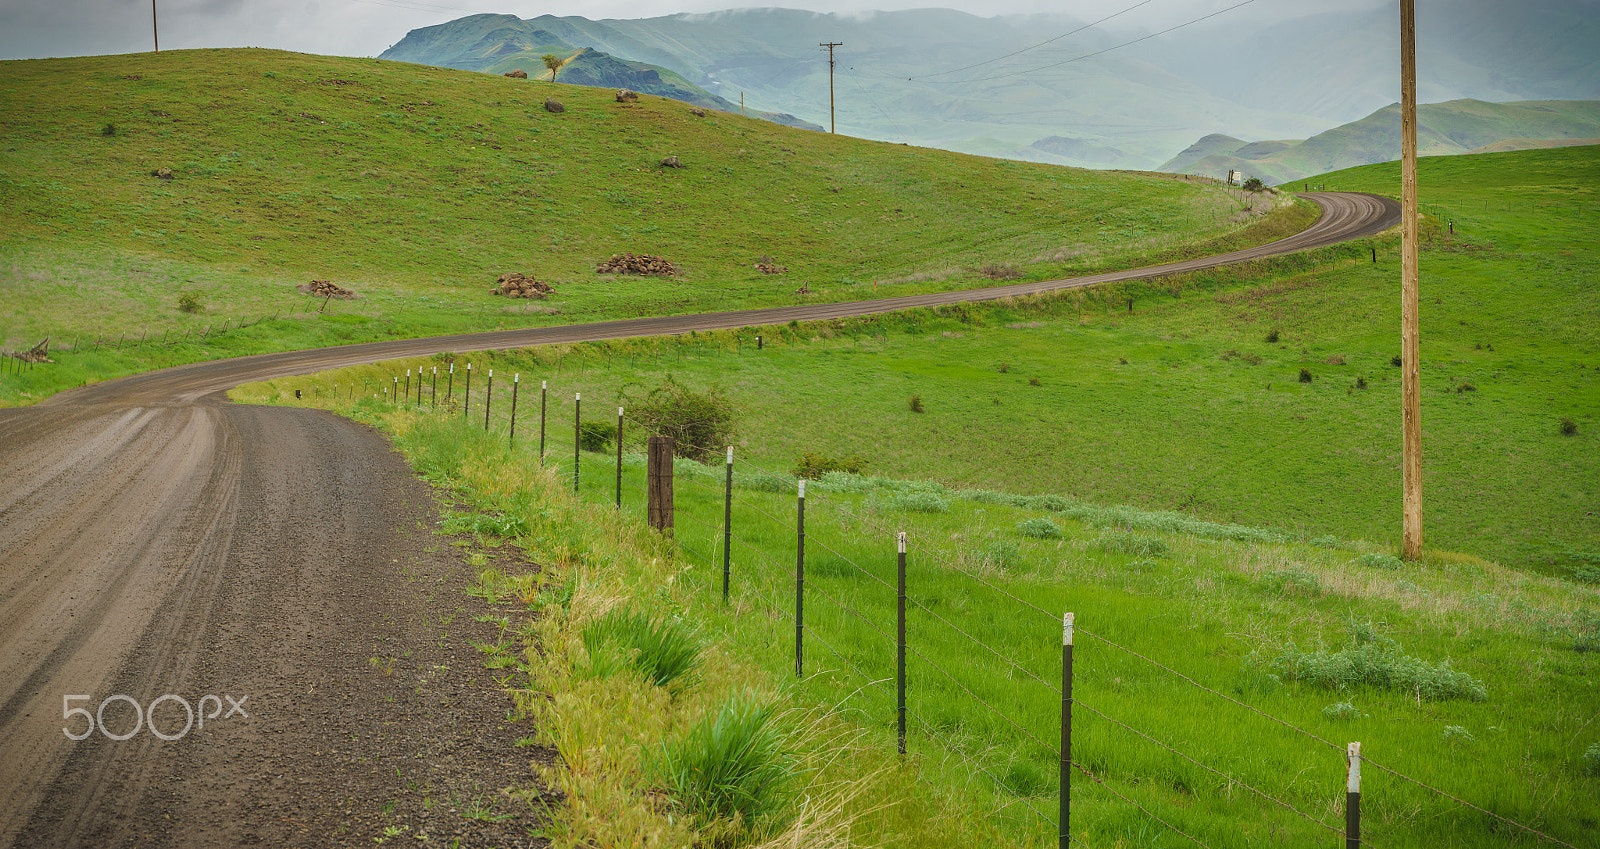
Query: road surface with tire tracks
0 192 1397 847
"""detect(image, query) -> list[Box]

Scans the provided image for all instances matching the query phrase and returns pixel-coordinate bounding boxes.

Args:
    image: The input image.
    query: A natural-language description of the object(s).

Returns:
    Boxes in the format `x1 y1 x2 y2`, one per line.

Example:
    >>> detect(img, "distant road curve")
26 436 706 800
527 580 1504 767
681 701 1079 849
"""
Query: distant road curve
47 191 1398 406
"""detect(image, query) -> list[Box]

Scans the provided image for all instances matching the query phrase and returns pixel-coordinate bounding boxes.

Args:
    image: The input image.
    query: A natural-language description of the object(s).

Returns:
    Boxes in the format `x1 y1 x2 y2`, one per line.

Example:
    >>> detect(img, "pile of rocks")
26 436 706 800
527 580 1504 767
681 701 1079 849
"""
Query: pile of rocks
504 69 528 79
754 261 787 274
596 253 679 276
492 272 556 299
297 280 358 299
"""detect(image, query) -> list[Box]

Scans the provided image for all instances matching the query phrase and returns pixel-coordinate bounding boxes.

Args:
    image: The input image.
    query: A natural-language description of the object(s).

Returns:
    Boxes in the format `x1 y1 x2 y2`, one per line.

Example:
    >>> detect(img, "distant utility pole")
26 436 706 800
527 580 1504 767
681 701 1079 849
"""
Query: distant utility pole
820 41 843 133
152 0 159 52
1400 0 1423 560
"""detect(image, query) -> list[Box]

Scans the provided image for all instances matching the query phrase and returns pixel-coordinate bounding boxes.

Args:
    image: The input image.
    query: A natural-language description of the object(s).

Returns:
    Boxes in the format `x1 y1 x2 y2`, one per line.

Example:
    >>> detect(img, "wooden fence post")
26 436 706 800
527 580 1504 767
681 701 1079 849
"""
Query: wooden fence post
647 436 675 534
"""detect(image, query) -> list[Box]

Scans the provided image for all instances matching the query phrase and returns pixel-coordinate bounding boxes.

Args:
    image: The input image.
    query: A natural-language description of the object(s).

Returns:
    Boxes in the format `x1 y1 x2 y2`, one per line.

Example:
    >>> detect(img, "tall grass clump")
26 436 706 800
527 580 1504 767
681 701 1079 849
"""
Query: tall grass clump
1266 632 1487 702
581 608 702 689
656 696 795 838
1095 529 1169 558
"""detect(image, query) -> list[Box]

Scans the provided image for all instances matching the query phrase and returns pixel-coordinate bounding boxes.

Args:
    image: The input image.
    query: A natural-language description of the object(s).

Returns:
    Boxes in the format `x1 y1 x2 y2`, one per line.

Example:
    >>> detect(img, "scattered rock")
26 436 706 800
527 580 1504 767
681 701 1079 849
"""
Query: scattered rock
504 69 528 79
660 155 683 168
297 280 359 300
754 261 787 274
544 98 565 114
596 253 679 277
151 166 174 180
793 284 812 295
615 89 638 102
689 107 706 117
491 272 556 299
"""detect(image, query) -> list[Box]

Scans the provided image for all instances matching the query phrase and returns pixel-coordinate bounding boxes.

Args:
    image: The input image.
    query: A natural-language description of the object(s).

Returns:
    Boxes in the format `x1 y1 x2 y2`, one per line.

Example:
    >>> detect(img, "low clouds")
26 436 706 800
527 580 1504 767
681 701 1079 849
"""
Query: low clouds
1 0 1392 61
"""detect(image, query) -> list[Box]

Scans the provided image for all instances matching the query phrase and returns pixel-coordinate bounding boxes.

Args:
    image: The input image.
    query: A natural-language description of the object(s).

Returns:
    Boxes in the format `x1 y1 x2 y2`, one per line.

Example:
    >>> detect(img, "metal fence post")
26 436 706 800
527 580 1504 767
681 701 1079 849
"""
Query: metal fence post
615 406 623 508
463 362 471 419
484 369 493 430
447 361 454 400
1061 611 1074 849
795 479 806 678
1347 742 1362 849
431 366 437 406
898 531 908 755
723 446 734 602
573 392 581 493
539 380 547 461
509 374 519 447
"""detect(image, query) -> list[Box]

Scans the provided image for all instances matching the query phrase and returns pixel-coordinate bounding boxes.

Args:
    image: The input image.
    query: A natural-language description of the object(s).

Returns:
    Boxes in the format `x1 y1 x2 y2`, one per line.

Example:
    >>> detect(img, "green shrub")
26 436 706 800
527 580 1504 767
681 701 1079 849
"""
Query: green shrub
1028 376 1042 386
1262 569 1321 597
177 291 203 314
101 122 117 136
1242 177 1265 192
656 696 793 832
1442 725 1477 746
1265 329 1280 343
1455 382 1477 393
1096 529 1169 558
626 378 736 463
1267 634 1487 701
1355 376 1368 390
744 470 794 493
983 540 1023 570
888 490 949 514
1298 368 1313 383
908 394 924 413
1017 517 1062 539
1355 552 1404 571
1583 742 1600 777
1574 608 1600 653
792 451 867 479
1321 702 1367 721
1561 416 1579 436
581 608 702 689
578 420 617 452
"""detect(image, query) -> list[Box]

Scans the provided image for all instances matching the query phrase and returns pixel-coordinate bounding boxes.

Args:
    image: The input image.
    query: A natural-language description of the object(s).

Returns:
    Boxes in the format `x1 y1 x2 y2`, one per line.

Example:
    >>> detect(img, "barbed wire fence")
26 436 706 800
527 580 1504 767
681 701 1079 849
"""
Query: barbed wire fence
294 365 1583 849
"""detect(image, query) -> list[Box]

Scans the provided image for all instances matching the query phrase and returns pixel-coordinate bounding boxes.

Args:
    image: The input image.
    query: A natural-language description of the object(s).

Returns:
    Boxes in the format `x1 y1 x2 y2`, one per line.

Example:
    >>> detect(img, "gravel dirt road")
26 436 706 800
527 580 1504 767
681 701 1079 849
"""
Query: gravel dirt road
0 192 1396 847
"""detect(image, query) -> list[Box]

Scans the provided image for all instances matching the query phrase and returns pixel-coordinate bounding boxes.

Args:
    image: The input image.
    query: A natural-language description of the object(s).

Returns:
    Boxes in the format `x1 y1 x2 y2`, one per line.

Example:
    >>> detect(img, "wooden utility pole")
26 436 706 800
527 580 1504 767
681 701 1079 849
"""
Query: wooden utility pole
152 0 159 52
820 42 842 133
1400 0 1423 560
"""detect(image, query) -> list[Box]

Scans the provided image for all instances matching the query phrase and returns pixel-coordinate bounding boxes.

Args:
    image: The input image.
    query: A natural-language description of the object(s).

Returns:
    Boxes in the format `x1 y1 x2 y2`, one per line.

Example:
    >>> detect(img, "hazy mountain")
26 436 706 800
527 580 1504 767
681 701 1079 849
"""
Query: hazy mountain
1128 0 1600 126
380 4 1599 170
380 15 821 130
1159 99 1600 185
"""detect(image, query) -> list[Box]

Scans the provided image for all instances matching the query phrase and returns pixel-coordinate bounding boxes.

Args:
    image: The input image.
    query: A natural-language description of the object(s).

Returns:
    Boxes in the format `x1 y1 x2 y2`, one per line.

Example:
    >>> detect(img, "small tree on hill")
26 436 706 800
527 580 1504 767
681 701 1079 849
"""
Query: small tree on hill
542 53 563 82
1242 177 1266 192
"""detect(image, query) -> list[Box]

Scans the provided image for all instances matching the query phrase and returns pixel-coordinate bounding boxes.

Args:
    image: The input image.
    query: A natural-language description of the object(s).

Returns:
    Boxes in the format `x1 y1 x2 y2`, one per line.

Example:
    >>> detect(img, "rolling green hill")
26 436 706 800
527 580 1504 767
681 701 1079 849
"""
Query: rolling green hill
0 48 1281 405
1161 99 1600 185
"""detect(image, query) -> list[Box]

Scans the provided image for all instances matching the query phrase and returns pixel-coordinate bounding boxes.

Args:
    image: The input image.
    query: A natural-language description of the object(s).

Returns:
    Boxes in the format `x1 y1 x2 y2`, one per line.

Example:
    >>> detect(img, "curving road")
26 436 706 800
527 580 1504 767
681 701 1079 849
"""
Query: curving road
0 192 1396 847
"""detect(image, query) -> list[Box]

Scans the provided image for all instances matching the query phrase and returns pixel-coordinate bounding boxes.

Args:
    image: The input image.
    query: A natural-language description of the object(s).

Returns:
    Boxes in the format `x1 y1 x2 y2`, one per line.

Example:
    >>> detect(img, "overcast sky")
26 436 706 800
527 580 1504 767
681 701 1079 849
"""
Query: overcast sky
0 0 1385 62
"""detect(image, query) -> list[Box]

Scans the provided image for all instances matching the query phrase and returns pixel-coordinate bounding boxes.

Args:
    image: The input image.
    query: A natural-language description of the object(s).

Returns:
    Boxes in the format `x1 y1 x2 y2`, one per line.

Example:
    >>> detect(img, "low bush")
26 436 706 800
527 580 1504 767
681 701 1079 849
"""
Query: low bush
178 291 203 314
1265 329 1281 343
1321 702 1367 721
1561 417 1578 436
908 394 924 413
626 378 736 463
793 451 867 479
1267 633 1487 702
1298 368 1313 383
1096 529 1169 558
1583 742 1600 777
578 420 617 452
1355 552 1404 571
1017 517 1062 539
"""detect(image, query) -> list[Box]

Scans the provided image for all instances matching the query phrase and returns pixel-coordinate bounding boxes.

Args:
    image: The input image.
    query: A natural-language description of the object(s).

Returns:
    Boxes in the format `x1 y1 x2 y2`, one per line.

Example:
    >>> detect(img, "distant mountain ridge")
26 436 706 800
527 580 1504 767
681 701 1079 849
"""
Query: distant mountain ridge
1159 99 1600 185
379 4 1600 170
379 14 821 130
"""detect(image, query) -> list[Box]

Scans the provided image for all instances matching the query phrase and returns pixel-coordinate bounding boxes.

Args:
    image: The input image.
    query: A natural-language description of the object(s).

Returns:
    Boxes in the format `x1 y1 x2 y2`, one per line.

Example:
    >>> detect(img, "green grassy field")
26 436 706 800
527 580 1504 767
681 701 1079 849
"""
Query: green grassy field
231 379 1599 847
226 146 1598 573
0 47 1289 405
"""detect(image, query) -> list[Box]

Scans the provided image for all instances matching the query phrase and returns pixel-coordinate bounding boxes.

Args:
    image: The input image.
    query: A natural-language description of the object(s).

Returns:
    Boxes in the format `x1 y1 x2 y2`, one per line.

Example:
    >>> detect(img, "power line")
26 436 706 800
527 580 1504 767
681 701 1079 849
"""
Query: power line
908 0 1155 80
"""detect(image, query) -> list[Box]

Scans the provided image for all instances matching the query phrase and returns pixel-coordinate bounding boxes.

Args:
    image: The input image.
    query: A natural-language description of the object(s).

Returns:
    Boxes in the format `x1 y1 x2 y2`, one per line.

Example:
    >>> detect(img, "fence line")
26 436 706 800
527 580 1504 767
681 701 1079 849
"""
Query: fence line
284 372 1584 849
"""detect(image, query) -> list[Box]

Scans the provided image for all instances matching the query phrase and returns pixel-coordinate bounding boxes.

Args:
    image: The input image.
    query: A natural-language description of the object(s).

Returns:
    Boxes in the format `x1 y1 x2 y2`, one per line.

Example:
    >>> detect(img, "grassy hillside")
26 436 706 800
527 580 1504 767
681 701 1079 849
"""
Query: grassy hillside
241 145 1596 574
1164 99 1600 185
0 47 1282 405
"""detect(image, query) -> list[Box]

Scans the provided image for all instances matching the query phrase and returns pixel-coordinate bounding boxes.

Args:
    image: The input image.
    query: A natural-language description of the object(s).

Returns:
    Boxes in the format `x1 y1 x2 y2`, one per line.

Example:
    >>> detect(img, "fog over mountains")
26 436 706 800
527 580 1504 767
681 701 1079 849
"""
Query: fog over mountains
381 0 1599 174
